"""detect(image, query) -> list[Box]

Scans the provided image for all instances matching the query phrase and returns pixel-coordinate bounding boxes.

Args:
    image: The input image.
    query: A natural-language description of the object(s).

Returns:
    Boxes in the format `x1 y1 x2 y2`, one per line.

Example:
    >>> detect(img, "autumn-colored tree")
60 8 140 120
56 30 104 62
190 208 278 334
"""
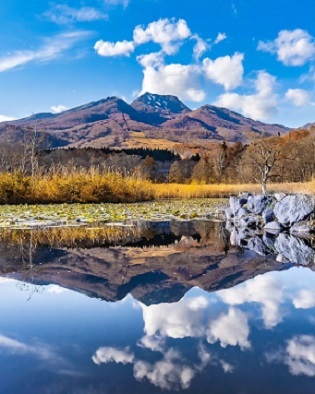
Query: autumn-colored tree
191 157 213 183
134 156 156 180
169 159 196 183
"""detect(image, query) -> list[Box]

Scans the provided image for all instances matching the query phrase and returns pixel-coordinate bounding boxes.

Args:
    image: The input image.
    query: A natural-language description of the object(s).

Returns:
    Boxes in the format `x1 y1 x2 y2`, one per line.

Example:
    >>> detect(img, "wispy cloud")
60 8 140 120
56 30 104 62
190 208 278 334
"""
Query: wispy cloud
231 2 238 15
45 4 108 24
104 0 130 9
214 32 227 44
192 34 209 60
0 334 60 362
0 31 92 73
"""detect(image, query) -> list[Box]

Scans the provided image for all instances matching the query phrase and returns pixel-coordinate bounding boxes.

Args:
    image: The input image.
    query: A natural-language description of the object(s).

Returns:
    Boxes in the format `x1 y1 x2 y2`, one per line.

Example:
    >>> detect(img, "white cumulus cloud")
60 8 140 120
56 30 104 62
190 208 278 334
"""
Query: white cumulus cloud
137 335 165 352
203 52 244 90
218 273 284 329
285 335 315 377
50 105 69 114
94 40 135 57
133 18 191 55
140 62 206 102
293 290 315 309
133 349 195 391
207 308 251 350
92 346 135 365
136 51 164 68
0 115 16 122
258 29 315 66
285 88 311 107
215 71 278 121
95 18 192 58
46 284 68 294
140 296 208 339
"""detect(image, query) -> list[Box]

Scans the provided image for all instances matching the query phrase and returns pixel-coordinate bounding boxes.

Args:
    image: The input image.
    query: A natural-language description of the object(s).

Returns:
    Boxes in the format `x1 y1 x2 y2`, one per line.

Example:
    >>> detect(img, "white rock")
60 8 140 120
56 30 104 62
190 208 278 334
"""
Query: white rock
274 194 315 226
275 233 315 265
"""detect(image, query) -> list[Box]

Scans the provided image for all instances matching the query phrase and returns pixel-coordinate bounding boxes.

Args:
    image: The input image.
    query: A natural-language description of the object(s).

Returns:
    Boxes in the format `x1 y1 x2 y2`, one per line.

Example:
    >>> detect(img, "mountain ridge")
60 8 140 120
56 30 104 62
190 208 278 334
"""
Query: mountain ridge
0 93 294 149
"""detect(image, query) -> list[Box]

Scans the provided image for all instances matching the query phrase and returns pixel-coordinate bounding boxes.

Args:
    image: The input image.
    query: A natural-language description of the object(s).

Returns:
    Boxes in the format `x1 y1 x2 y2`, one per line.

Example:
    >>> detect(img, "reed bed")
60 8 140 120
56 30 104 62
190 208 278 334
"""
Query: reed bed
0 171 154 204
0 226 142 248
152 181 315 199
0 170 313 204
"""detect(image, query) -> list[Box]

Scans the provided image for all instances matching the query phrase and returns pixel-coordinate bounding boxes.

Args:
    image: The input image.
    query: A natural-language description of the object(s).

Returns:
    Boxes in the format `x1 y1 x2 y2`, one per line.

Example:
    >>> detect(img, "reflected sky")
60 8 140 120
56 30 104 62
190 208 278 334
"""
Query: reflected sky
0 266 315 393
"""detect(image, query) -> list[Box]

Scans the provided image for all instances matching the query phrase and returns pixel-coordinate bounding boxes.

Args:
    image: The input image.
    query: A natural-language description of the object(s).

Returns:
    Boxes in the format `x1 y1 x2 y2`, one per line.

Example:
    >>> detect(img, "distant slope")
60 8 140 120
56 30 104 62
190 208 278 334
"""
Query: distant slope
12 97 144 130
157 105 289 142
0 93 292 148
301 122 315 131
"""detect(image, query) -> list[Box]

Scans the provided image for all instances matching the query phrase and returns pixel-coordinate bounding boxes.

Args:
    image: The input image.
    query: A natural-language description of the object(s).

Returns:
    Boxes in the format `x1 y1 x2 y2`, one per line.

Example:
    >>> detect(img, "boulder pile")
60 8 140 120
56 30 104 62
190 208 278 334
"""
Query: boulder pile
225 193 315 234
225 193 315 265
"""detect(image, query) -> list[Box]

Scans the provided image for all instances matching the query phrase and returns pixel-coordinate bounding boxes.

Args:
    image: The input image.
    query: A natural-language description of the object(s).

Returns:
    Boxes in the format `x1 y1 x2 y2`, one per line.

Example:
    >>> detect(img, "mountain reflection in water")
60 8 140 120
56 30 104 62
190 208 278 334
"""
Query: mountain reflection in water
0 220 314 394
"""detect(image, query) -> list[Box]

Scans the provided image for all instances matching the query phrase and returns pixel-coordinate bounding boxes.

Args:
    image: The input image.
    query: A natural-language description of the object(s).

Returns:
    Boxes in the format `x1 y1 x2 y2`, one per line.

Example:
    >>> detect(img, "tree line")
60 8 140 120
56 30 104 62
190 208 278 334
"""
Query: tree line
0 128 314 191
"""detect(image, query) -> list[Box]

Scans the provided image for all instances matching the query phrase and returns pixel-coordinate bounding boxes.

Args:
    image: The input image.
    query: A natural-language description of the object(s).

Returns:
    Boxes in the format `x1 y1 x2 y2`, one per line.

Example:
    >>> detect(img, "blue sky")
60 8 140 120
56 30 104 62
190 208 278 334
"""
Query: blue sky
0 0 314 127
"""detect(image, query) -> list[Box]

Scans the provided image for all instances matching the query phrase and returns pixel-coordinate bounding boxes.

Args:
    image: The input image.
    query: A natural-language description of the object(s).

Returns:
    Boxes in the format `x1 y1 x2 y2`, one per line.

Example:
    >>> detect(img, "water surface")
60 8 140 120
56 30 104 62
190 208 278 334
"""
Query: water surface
0 220 314 393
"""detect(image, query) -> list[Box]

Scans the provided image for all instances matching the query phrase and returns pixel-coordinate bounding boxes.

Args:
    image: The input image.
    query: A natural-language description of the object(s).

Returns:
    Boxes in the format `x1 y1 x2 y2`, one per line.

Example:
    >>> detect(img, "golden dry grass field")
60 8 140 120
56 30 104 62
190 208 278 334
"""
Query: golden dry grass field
0 171 313 204
152 180 315 199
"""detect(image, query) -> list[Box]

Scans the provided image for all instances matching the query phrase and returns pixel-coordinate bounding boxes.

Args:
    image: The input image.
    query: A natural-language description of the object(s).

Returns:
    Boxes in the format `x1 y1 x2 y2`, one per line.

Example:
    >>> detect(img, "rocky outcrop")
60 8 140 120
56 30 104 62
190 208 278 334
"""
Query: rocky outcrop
225 193 315 233
225 192 315 265
274 194 315 226
275 233 315 265
227 225 315 265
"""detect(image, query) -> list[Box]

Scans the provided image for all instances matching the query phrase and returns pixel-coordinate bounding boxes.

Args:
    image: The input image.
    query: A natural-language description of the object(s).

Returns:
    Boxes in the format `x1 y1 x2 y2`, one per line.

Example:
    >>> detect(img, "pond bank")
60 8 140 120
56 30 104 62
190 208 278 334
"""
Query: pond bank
0 199 227 228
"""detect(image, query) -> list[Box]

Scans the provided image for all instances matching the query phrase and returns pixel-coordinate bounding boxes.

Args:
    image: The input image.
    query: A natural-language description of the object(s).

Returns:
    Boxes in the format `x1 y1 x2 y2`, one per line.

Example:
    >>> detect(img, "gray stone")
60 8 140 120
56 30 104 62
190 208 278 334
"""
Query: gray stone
239 193 252 199
236 207 250 219
290 221 315 234
225 208 234 220
230 229 240 246
274 194 315 226
274 193 286 202
247 195 274 215
239 197 248 206
276 253 289 263
239 215 262 229
237 227 258 240
263 233 275 250
225 220 234 232
229 196 246 215
275 233 315 265
264 221 282 232
262 207 275 224
230 197 240 215
247 237 269 256
246 196 255 213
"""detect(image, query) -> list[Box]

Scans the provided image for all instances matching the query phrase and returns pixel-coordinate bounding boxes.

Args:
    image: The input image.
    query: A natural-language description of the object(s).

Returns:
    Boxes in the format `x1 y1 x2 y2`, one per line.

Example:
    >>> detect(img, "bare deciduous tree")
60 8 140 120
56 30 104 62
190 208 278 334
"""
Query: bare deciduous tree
241 136 297 194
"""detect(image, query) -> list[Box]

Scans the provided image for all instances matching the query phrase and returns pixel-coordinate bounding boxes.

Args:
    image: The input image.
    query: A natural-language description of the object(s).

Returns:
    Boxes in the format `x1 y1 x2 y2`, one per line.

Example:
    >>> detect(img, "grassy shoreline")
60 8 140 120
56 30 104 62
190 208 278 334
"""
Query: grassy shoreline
152 181 315 199
0 171 314 205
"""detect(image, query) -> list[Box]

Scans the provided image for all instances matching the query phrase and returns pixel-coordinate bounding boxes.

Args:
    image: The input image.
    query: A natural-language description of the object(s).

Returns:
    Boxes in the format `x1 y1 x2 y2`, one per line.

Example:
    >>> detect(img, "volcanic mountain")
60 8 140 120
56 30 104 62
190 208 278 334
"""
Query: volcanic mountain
131 92 191 125
0 93 291 149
